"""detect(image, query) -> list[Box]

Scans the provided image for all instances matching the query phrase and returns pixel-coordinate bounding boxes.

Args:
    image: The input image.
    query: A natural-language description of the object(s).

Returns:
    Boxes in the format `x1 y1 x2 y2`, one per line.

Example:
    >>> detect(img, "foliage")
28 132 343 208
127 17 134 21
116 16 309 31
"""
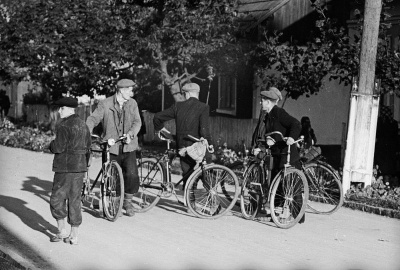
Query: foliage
0 118 55 152
23 91 48 105
250 0 400 100
250 32 331 100
312 0 400 95
345 163 400 211
0 0 243 102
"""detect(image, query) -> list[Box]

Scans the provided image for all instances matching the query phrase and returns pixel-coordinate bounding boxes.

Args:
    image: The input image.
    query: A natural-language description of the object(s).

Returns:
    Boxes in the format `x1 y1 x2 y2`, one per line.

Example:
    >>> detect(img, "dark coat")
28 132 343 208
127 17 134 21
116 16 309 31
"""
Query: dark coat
50 114 91 172
153 97 212 149
252 106 301 168
86 95 142 155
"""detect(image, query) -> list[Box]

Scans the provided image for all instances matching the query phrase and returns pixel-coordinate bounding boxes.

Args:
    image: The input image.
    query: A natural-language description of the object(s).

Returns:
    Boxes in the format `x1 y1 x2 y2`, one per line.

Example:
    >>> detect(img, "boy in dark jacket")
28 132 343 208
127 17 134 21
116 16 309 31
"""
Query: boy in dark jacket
49 97 91 245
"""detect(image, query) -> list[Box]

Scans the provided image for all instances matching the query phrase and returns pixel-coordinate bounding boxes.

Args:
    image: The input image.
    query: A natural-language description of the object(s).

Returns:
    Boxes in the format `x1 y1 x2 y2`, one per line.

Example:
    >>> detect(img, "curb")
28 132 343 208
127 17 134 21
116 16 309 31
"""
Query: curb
0 248 29 270
343 200 400 219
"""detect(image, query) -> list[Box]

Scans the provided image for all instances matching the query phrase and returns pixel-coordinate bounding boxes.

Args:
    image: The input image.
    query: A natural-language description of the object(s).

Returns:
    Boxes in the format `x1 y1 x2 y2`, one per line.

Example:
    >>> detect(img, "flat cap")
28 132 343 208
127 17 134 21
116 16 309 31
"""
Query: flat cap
182 83 200 93
53 97 78 108
117 79 137 88
260 87 282 101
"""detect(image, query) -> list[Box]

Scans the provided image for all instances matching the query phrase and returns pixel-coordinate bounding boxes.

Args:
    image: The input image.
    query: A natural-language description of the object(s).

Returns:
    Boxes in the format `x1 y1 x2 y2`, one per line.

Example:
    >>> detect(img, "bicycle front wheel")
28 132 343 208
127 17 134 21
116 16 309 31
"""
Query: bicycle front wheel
304 161 343 214
132 158 164 212
269 168 308 229
102 161 124 221
240 163 264 220
186 164 239 219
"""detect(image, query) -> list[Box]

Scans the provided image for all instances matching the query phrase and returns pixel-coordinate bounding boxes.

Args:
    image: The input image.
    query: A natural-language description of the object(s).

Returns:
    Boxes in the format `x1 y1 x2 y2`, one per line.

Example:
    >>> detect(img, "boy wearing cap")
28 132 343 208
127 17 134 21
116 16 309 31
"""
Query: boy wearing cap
153 82 213 190
49 97 91 244
251 87 305 223
86 78 142 217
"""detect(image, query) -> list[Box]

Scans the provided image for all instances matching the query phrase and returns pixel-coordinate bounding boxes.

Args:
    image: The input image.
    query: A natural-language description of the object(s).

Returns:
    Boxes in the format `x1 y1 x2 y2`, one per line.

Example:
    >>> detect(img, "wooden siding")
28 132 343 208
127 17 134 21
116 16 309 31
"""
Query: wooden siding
142 111 257 149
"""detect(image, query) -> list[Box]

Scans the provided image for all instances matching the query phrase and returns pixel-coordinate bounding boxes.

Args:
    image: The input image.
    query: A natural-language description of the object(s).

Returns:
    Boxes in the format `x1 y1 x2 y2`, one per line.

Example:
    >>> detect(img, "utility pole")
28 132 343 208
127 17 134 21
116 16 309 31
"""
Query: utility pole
342 0 382 192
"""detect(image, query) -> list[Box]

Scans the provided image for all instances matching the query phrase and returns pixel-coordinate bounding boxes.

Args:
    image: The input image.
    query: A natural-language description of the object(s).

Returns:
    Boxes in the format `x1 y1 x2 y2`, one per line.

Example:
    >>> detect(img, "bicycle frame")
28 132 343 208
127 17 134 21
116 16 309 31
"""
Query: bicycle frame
83 136 125 214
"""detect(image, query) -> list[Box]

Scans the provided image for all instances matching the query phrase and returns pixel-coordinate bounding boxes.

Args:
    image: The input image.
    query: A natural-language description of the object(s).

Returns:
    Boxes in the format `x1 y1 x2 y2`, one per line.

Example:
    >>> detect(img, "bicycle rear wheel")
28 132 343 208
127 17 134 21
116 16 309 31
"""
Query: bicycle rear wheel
132 158 164 212
240 163 264 220
102 161 124 221
269 168 308 229
186 164 239 219
304 161 343 214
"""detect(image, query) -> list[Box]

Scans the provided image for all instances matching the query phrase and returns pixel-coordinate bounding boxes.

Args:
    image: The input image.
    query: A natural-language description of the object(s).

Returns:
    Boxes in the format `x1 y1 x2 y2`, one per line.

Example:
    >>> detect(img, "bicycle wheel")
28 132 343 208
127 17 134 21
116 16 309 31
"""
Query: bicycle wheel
132 158 164 212
304 161 343 214
269 168 309 229
186 164 239 219
102 161 124 221
222 161 245 203
228 161 246 186
240 163 264 220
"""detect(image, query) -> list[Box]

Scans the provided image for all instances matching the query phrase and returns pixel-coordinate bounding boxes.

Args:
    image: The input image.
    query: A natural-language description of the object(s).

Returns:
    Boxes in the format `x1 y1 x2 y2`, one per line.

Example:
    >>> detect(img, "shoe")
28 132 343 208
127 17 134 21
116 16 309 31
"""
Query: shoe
50 233 68 242
123 200 135 217
123 194 135 217
64 236 78 245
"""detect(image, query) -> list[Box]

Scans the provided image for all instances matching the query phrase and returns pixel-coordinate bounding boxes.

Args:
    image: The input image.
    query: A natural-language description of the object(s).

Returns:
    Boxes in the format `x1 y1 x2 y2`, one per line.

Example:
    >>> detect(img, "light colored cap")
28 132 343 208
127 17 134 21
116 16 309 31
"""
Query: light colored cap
117 79 137 88
260 87 282 101
182 83 200 93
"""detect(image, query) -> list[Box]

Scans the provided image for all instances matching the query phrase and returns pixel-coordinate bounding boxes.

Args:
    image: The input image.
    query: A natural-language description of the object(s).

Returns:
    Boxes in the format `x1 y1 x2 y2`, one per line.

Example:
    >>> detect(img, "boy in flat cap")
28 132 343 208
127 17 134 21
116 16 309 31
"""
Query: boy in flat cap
251 87 305 223
86 78 141 217
153 82 213 192
49 97 91 245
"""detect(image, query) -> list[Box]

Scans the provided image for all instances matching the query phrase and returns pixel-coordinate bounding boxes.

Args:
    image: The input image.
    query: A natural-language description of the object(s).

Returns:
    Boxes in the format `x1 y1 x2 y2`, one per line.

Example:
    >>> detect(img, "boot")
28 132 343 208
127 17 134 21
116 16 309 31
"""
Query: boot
123 193 135 217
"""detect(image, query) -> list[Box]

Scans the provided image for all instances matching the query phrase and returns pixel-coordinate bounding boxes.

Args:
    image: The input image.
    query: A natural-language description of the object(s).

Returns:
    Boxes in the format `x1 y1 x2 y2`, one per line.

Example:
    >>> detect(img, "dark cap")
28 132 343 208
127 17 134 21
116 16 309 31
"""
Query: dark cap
182 83 200 93
53 97 78 108
260 87 282 101
117 79 137 88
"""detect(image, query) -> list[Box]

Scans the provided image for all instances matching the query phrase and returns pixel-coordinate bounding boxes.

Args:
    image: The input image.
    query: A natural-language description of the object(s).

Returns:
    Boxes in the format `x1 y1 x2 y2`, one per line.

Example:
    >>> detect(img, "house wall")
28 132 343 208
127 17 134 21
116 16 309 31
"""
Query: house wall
0 80 42 119
252 77 351 145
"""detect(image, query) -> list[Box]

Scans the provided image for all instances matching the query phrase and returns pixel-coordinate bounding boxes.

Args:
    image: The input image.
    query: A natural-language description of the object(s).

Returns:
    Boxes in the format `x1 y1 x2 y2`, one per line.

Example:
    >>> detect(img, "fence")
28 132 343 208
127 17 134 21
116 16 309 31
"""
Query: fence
142 110 257 150
24 104 257 150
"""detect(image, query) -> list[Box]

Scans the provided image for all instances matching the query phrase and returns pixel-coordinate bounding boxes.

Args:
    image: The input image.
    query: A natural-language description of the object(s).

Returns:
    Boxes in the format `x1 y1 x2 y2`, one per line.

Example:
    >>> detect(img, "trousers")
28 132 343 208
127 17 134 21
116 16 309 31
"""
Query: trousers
50 172 85 226
109 147 140 194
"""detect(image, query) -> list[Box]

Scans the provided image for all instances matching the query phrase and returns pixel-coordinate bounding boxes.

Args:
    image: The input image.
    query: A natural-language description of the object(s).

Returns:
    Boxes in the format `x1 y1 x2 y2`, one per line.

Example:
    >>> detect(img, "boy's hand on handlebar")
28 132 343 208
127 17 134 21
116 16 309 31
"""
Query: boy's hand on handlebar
286 137 295 145
252 148 261 156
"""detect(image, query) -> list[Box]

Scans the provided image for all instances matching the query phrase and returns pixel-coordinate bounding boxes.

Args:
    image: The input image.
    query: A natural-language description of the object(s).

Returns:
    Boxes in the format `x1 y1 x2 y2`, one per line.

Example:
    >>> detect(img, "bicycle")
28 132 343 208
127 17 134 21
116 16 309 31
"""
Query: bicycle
131 131 240 219
82 134 125 222
240 131 309 229
300 148 344 215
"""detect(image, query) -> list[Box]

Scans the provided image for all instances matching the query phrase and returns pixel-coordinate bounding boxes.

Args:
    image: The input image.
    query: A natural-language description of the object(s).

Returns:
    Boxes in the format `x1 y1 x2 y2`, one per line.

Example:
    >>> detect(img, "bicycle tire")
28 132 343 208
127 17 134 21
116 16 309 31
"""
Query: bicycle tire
222 161 245 203
240 163 264 220
304 161 343 214
102 161 124 221
185 164 239 219
132 158 164 212
269 168 309 229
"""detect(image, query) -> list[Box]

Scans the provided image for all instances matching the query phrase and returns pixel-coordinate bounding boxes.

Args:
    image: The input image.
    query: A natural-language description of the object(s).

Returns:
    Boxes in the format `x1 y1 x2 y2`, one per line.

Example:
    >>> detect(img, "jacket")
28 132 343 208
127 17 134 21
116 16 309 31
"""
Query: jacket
252 105 301 168
86 95 142 155
50 114 91 172
153 97 212 149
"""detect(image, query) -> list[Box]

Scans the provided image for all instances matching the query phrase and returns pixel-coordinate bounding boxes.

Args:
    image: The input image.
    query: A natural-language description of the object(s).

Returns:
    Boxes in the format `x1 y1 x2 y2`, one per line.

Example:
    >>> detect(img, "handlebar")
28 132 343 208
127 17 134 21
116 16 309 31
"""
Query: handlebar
91 134 127 147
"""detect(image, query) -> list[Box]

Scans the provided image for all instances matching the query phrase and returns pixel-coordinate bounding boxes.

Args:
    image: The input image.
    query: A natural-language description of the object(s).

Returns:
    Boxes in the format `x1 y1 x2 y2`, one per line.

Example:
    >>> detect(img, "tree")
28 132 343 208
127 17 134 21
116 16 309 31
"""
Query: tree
0 0 243 104
249 0 399 102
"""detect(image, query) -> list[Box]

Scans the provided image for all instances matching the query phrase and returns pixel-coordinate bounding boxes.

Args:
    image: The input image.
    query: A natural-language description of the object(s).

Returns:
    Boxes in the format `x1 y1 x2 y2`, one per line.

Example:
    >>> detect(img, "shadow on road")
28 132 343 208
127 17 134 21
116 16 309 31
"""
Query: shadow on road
0 222 56 269
21 176 52 204
0 195 57 239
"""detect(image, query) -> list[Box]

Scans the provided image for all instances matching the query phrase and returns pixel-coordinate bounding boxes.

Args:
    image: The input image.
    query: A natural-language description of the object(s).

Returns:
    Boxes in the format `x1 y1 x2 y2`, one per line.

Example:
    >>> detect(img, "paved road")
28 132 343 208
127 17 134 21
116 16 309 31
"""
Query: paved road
0 145 400 270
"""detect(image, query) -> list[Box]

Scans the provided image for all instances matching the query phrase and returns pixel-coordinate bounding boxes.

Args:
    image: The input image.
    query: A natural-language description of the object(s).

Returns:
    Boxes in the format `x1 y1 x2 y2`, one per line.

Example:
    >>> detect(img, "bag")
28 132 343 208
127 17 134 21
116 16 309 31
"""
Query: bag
301 145 321 162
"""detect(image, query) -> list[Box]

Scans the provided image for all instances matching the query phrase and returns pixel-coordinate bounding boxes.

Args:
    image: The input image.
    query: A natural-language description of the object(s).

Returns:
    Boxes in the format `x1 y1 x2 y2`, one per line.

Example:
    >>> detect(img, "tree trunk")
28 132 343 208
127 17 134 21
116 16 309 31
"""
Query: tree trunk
342 0 382 192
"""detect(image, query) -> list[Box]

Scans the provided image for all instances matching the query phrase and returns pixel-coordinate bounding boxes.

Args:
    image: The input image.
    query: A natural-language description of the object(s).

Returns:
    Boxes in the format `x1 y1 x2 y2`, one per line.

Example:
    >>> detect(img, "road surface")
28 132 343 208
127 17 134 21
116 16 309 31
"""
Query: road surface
0 145 399 270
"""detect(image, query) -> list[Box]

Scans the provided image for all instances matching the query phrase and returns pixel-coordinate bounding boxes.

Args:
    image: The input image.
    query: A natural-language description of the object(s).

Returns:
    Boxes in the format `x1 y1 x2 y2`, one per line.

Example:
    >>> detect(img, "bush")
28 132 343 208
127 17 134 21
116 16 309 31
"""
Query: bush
345 181 400 211
0 118 55 153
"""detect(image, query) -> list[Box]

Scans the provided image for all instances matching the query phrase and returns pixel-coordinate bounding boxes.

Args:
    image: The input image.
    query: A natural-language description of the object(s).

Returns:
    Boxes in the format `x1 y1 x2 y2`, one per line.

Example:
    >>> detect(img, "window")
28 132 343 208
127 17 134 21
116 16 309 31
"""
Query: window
216 75 237 116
